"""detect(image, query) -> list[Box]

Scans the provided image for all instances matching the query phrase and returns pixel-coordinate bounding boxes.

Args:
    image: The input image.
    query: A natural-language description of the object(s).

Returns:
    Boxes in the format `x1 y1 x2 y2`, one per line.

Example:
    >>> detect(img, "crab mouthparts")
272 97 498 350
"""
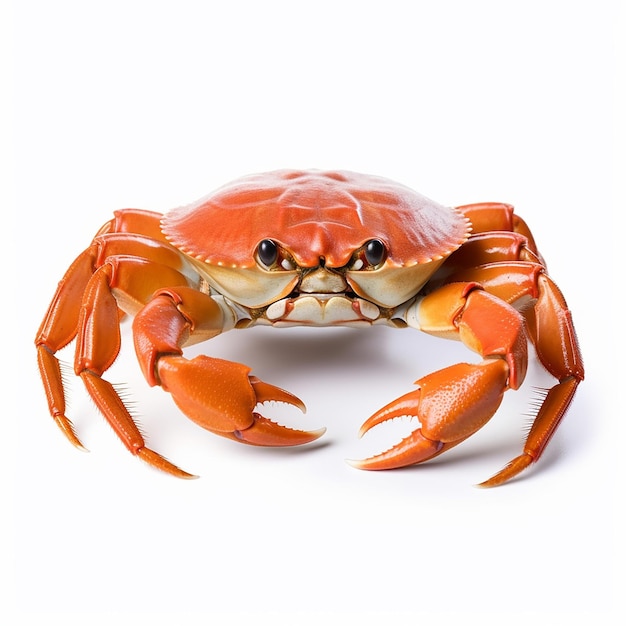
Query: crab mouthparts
264 293 381 325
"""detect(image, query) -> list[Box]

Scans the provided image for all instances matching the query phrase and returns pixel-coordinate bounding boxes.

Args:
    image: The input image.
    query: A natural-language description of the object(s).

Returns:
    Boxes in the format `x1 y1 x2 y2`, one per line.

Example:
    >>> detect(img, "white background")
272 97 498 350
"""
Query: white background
4 1 623 624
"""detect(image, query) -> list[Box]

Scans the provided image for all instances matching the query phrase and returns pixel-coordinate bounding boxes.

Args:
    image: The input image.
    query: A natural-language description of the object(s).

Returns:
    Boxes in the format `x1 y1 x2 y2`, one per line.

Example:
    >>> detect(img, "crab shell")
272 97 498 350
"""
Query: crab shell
162 170 471 311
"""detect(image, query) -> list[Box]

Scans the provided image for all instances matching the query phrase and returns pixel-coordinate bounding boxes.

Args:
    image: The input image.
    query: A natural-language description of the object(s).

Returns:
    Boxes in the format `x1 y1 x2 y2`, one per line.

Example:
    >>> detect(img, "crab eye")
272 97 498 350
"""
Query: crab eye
256 239 279 268
349 239 388 271
255 239 296 270
364 239 387 267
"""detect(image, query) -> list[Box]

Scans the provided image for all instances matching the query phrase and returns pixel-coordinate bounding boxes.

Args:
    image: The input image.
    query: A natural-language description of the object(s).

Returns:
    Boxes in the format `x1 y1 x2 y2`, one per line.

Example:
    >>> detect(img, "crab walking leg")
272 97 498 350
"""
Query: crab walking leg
442 232 542 276
36 248 99 447
133 287 326 447
443 262 584 378
353 282 528 480
35 225 197 447
78 259 197 477
39 251 196 477
453 265 584 487
455 201 542 259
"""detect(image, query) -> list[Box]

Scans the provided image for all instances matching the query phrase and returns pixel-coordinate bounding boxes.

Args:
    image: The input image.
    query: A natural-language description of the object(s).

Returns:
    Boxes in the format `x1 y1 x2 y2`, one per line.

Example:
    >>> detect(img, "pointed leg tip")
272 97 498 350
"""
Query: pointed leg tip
475 473 507 489
136 447 198 480
54 415 88 451
475 475 511 489
476 454 534 488
181 472 200 480
474 480 494 489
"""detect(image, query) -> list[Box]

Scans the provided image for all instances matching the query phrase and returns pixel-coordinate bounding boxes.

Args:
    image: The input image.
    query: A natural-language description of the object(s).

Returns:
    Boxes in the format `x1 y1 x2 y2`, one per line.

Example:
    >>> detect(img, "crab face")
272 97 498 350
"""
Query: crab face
162 170 471 325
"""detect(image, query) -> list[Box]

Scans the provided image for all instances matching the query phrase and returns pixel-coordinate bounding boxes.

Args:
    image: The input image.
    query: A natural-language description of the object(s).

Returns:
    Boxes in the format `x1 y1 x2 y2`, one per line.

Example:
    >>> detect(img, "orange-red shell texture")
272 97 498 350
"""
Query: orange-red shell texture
161 170 471 269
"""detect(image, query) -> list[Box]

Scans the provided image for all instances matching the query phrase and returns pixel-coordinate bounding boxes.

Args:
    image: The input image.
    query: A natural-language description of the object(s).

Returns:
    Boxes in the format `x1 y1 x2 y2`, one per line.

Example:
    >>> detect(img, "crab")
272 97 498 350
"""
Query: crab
35 169 584 486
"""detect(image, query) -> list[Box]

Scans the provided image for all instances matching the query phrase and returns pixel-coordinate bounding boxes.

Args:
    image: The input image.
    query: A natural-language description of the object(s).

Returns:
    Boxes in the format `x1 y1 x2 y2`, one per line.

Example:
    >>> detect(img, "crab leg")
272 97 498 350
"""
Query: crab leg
444 262 583 377
356 259 583 486
36 246 197 477
35 225 195 445
133 287 326 448
442 232 542 276
36 247 97 448
455 201 542 259
464 265 583 487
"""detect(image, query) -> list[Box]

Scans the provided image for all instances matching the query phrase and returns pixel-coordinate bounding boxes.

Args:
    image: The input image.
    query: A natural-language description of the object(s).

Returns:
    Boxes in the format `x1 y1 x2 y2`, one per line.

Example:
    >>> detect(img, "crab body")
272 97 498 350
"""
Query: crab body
36 170 584 486
161 170 470 325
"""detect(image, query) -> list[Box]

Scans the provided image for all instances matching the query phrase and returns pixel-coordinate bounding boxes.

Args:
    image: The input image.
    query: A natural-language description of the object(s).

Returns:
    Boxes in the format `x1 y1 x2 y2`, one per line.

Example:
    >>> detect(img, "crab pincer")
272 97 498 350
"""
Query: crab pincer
350 360 509 473
157 355 325 446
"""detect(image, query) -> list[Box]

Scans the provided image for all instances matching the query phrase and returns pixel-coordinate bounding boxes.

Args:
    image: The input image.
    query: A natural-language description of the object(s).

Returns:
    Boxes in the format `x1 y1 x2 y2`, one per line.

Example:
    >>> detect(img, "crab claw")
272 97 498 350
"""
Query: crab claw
348 388 445 470
229 377 326 446
349 360 508 471
157 355 325 446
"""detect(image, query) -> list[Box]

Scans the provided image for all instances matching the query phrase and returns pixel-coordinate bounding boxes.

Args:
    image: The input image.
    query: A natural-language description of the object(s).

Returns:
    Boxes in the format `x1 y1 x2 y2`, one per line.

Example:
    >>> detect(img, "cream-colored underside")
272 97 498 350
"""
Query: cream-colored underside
191 257 446 310
263 294 382 327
